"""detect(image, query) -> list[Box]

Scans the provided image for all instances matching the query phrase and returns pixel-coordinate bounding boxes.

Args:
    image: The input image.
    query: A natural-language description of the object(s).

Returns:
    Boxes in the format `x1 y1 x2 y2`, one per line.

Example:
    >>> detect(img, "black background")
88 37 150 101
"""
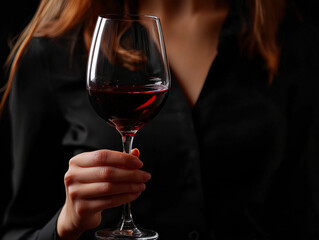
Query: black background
0 0 39 230
0 0 318 232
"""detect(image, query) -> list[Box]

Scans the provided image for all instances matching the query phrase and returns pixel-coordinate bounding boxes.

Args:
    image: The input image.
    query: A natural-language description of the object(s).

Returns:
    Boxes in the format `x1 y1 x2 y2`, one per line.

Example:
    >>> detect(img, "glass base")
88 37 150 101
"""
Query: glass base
95 227 159 240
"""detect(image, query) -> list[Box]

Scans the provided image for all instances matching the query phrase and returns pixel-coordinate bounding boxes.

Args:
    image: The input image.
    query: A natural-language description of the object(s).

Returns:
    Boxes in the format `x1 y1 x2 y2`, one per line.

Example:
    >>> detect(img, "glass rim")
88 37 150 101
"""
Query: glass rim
98 14 160 22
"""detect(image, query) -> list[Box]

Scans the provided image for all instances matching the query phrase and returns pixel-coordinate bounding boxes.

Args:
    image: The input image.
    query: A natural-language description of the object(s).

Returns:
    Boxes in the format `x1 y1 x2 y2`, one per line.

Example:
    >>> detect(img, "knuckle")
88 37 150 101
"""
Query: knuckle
95 150 109 165
69 153 84 166
69 157 76 167
64 171 74 186
75 202 87 217
68 187 79 200
100 167 113 180
100 182 111 194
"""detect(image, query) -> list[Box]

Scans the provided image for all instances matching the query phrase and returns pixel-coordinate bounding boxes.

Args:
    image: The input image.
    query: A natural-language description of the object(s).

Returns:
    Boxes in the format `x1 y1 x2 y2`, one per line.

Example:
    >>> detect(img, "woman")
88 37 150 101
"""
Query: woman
1 0 319 239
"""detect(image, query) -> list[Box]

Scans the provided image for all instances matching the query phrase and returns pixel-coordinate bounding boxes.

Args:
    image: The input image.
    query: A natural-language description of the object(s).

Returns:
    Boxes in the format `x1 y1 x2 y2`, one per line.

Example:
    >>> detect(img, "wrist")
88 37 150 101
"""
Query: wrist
57 205 84 240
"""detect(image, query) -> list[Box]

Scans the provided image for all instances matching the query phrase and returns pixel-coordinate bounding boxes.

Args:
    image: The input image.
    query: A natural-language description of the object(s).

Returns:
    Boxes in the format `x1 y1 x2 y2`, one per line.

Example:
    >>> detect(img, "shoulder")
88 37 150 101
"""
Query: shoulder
10 38 54 113
10 36 84 110
18 37 50 72
21 36 85 70
24 37 51 56
21 35 86 68
12 37 51 93
15 37 60 87
15 35 86 90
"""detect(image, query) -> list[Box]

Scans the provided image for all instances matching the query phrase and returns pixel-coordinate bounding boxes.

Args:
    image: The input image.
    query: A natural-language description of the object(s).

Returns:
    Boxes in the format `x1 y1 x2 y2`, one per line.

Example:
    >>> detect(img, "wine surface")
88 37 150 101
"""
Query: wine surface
88 84 168 134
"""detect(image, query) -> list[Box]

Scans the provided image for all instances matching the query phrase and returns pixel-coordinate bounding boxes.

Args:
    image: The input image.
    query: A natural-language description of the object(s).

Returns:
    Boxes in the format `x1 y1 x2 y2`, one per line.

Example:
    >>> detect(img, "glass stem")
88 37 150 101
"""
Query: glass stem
118 134 137 231
122 134 134 154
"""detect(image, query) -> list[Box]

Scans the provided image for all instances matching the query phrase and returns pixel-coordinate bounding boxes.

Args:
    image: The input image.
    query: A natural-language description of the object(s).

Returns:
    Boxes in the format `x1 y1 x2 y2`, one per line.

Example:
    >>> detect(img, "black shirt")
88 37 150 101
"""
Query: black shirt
2 4 319 240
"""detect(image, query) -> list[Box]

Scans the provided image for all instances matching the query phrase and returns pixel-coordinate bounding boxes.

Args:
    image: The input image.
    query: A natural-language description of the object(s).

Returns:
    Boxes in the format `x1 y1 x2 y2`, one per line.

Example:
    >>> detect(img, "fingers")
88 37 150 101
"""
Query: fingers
66 166 151 184
131 148 140 157
74 192 141 216
70 149 143 169
68 182 146 199
59 148 148 237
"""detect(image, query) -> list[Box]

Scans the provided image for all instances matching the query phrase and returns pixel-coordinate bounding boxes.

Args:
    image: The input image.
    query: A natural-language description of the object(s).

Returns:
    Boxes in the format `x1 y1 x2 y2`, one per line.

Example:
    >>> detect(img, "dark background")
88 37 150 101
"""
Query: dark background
0 0 39 230
294 1 319 27
0 0 318 232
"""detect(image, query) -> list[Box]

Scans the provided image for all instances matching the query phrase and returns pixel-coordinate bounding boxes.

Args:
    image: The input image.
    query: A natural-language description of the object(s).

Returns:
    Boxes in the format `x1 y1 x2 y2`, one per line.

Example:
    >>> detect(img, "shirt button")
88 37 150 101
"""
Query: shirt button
188 230 199 240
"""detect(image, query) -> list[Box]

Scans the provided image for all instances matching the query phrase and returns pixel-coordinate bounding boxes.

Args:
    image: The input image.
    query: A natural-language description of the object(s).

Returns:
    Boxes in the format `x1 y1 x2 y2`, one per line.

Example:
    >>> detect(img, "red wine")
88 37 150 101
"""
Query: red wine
88 84 168 134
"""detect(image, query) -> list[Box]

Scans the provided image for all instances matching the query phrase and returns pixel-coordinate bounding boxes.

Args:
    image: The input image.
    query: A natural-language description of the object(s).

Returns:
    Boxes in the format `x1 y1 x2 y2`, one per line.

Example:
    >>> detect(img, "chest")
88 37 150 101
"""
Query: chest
161 15 227 107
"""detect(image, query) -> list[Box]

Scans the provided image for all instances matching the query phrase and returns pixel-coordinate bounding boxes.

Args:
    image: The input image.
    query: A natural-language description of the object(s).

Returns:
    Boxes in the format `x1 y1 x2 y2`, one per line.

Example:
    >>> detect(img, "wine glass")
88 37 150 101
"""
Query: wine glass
86 14 170 239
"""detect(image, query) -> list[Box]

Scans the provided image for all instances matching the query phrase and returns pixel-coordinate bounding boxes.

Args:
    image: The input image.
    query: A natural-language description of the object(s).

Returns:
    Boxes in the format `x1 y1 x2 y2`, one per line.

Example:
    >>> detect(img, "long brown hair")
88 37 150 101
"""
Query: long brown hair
243 0 286 84
0 0 286 114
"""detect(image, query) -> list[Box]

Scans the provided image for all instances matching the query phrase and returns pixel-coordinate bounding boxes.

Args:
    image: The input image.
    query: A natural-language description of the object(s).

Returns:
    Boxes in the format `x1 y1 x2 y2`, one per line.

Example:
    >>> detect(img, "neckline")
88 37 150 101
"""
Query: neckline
186 1 242 110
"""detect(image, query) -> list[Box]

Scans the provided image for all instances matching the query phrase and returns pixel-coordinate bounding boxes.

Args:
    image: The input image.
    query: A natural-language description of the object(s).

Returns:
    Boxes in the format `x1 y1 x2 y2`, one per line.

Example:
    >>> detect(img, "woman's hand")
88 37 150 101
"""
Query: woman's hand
57 149 150 240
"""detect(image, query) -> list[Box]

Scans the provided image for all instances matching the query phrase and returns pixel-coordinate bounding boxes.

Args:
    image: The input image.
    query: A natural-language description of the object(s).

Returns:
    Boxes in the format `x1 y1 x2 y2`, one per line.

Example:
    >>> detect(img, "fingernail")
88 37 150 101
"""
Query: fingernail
143 172 151 182
131 148 140 157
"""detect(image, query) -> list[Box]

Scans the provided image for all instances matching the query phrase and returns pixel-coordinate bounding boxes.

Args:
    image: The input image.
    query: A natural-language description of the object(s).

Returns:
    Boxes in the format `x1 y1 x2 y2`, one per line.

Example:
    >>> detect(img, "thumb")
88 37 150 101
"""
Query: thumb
131 148 140 158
